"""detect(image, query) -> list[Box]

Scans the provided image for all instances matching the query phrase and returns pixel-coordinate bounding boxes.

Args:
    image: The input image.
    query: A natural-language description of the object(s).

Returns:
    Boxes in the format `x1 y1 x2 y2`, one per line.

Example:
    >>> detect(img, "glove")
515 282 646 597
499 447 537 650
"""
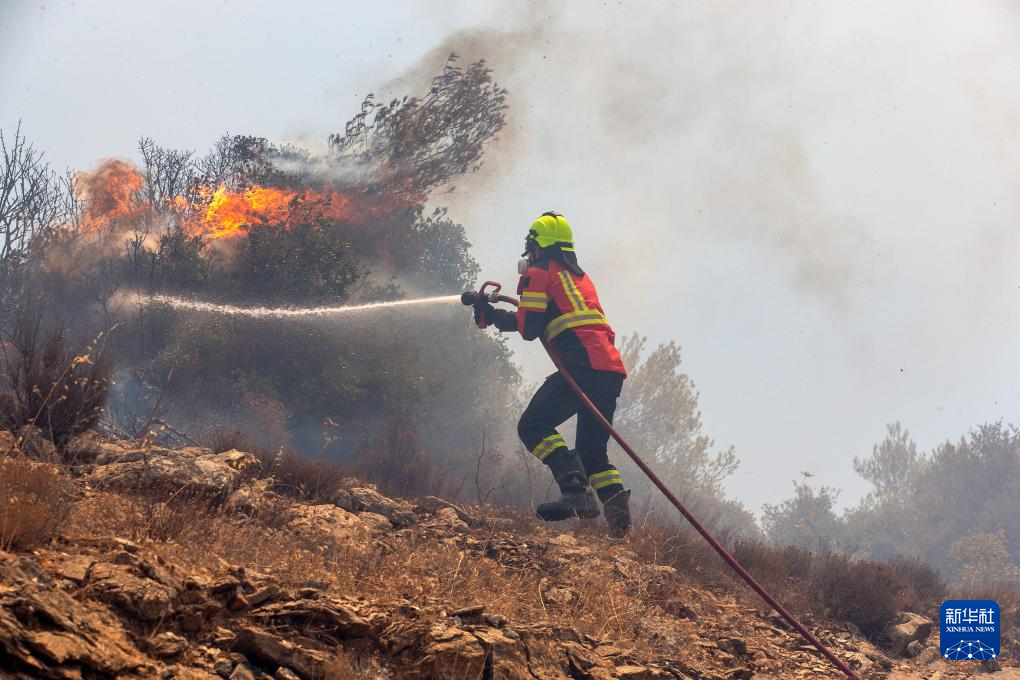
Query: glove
473 301 495 328
489 308 519 333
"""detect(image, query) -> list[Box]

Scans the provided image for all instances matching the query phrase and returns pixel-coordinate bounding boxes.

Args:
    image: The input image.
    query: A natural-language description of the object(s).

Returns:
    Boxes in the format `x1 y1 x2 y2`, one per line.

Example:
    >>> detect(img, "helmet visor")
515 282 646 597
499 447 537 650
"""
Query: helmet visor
522 230 538 257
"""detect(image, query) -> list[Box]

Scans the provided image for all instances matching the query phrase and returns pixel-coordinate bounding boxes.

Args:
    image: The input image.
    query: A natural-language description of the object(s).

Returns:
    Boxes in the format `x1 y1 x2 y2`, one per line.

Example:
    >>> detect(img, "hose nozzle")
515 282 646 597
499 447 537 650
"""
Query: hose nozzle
462 280 504 306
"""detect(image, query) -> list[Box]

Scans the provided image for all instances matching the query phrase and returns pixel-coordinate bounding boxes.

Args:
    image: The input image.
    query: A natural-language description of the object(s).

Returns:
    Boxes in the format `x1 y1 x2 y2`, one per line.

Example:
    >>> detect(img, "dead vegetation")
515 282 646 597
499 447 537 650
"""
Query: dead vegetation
1 435 1017 678
0 456 74 550
0 313 111 452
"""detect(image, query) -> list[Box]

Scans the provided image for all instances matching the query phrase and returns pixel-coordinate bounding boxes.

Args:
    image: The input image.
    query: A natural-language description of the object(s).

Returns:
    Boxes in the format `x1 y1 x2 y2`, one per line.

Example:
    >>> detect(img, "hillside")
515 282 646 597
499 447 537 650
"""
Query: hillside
0 431 1015 679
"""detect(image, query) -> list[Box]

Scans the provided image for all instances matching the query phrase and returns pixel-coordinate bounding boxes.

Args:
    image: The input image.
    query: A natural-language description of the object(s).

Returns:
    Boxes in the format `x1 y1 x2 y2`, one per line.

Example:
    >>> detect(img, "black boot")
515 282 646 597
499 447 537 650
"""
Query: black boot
536 450 600 521
601 488 631 537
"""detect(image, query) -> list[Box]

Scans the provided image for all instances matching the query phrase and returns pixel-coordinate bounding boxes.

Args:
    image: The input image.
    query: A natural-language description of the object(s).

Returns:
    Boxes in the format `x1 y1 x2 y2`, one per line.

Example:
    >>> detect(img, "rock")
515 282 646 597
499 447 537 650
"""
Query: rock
0 554 149 676
252 596 373 638
330 488 354 511
214 449 262 475
228 588 251 612
150 631 189 659
416 496 477 525
112 548 137 565
425 507 470 534
226 478 276 516
348 486 417 526
94 441 141 464
484 613 508 627
229 662 256 680
63 430 105 463
450 604 486 618
286 503 373 552
982 658 1003 672
915 645 941 664
112 537 143 553
274 668 300 680
358 511 393 531
89 447 256 497
248 583 282 607
16 425 59 462
544 586 577 607
717 637 749 657
618 666 671 679
88 561 179 621
846 652 873 672
420 626 488 680
52 553 95 583
905 639 925 657
213 656 235 677
612 668 660 676
165 666 222 680
233 626 329 679
883 611 933 655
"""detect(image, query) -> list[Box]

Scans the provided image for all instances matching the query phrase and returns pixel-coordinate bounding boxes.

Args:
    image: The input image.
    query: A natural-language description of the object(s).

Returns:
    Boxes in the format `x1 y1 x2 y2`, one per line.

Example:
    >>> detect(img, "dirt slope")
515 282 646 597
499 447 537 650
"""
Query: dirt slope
0 436 1013 679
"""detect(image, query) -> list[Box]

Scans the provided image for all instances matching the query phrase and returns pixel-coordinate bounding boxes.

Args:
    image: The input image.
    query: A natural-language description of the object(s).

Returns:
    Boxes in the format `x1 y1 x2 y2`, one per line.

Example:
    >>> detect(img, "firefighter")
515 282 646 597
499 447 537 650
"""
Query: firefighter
472 212 632 537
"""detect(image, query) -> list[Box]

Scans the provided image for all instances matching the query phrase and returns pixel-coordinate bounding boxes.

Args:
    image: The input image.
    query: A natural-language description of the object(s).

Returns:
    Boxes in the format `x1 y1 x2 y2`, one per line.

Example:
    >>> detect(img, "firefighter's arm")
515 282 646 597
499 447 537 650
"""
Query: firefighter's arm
516 268 550 341
485 305 519 333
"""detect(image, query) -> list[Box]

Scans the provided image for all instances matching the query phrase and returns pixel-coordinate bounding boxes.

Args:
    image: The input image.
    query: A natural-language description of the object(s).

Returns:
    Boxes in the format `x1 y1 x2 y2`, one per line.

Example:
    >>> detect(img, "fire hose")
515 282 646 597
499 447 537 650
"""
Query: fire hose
462 281 860 680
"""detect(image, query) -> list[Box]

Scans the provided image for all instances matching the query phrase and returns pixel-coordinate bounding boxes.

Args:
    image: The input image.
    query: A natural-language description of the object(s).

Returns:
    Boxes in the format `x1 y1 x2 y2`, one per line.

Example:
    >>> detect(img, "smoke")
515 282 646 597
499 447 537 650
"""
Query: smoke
269 147 383 188
389 2 1019 313
381 1 1020 514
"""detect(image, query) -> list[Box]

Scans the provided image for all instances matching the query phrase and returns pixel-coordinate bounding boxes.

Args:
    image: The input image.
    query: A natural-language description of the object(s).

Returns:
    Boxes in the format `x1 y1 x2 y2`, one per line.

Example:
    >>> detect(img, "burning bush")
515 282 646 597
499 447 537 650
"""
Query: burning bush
2 57 518 507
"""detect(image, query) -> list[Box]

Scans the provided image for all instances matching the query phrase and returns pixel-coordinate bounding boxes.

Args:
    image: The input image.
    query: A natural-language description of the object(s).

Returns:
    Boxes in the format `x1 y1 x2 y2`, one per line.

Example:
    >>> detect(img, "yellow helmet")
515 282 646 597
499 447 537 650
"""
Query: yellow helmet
526 211 574 253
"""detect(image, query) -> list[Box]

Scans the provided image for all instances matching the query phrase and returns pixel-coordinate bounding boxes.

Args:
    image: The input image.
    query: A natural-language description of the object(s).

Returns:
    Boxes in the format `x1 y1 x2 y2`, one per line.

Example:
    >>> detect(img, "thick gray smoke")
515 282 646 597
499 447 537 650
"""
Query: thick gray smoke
385 1 1020 512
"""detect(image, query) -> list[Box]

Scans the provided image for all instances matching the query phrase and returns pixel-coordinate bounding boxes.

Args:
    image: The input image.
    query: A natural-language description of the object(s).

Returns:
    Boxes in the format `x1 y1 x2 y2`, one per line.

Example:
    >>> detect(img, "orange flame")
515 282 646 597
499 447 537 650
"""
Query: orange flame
75 159 146 233
182 184 378 241
72 160 415 243
196 186 299 239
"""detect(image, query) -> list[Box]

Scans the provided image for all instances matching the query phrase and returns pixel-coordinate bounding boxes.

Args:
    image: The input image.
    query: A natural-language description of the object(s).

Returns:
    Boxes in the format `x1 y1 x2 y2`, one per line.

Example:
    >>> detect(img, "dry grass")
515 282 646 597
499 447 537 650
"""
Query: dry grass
889 556 947 608
0 315 111 451
204 426 249 454
262 448 348 503
62 463 1019 665
68 489 328 587
0 456 74 550
64 484 677 659
629 519 928 639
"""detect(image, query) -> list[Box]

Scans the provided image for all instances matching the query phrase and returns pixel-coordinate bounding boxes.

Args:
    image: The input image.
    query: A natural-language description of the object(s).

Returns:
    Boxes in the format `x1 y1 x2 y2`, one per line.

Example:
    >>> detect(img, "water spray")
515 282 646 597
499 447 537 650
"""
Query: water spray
134 292 461 318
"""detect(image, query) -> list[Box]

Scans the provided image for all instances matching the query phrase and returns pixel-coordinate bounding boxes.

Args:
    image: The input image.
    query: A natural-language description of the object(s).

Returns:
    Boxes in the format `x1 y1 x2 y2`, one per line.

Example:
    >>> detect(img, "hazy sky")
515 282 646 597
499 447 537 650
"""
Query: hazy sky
3 0 1018 515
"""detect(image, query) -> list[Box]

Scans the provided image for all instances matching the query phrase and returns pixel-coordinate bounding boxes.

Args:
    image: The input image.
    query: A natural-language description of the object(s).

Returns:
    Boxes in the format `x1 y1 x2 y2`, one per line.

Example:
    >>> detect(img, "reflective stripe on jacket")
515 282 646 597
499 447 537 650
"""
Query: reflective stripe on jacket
515 258 627 376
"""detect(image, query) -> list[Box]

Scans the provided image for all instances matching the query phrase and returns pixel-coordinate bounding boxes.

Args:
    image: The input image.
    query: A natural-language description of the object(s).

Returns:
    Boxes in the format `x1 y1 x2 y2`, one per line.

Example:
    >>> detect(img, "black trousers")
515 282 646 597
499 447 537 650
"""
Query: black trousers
517 367 625 492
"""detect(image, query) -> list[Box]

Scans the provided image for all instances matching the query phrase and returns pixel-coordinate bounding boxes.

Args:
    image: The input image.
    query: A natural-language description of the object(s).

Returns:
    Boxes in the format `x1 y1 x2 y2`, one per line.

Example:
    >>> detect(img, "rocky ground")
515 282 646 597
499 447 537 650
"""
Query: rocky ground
0 430 1015 679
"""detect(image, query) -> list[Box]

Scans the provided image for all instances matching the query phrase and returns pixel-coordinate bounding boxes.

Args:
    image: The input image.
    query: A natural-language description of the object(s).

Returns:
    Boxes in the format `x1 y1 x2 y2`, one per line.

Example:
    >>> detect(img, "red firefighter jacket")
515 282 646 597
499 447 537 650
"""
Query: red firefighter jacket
514 258 627 376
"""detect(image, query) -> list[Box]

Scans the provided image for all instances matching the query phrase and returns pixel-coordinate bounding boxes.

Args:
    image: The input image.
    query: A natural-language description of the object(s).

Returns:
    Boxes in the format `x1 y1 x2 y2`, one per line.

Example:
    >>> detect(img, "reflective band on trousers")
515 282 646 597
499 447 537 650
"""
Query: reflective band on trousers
544 309 608 341
589 469 622 490
531 433 567 461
